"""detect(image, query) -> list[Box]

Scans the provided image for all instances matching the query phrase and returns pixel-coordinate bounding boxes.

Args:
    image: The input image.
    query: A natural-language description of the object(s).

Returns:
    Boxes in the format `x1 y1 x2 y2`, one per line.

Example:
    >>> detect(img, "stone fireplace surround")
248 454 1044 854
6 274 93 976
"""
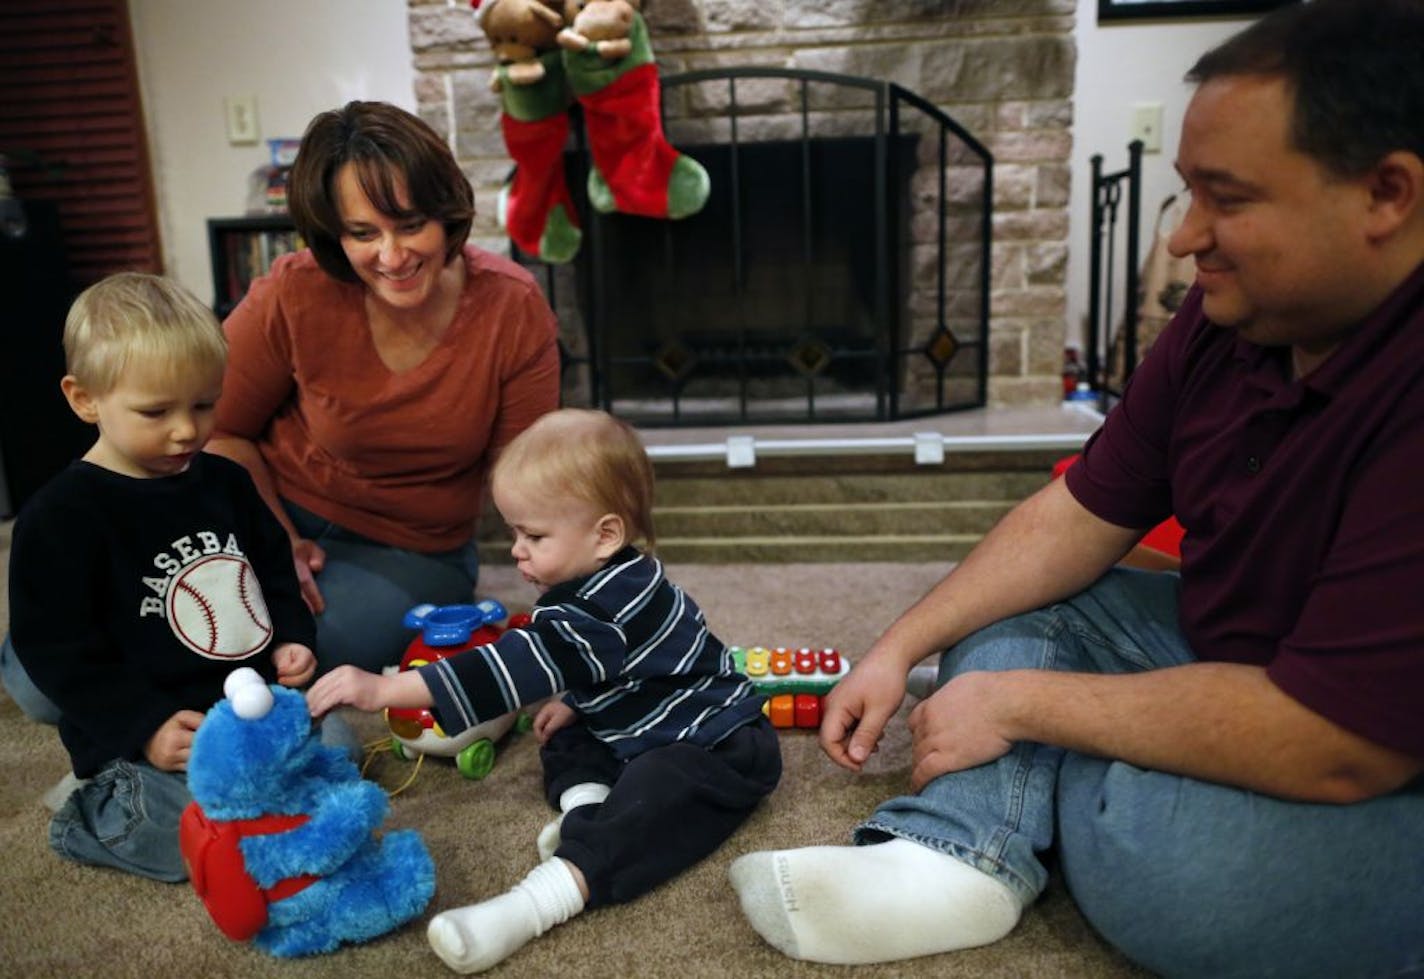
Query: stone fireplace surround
408 0 1076 410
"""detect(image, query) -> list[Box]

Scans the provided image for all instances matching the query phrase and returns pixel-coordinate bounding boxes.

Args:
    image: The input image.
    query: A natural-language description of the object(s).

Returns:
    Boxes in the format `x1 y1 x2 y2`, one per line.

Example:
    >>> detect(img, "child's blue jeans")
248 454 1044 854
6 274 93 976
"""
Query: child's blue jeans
47 712 360 883
0 632 61 723
855 568 1424 979
50 759 191 882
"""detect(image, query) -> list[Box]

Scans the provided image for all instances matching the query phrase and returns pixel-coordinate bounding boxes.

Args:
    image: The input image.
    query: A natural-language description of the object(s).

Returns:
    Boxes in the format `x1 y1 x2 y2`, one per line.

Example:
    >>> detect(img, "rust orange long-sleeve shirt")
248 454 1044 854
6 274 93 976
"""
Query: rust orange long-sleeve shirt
214 247 560 552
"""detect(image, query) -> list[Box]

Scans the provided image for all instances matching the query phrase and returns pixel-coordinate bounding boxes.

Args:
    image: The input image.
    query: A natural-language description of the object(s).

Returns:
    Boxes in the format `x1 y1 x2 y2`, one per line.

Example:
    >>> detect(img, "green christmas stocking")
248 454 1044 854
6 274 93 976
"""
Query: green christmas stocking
496 50 582 264
561 12 709 220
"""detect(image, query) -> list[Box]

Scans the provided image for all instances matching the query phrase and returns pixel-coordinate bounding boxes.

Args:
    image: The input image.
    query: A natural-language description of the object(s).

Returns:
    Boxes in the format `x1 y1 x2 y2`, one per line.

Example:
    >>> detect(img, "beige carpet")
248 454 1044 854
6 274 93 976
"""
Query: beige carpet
0 519 1147 978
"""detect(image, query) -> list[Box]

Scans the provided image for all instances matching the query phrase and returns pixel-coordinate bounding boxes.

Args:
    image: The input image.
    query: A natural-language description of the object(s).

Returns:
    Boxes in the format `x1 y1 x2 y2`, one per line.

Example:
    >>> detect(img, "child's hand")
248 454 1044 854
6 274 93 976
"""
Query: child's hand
273 642 317 688
533 699 577 744
144 709 204 772
306 665 433 718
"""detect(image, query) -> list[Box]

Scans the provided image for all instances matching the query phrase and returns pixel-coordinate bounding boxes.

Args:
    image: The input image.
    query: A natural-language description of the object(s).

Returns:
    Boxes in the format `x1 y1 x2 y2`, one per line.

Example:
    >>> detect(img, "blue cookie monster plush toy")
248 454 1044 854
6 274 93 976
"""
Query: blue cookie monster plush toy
180 668 436 957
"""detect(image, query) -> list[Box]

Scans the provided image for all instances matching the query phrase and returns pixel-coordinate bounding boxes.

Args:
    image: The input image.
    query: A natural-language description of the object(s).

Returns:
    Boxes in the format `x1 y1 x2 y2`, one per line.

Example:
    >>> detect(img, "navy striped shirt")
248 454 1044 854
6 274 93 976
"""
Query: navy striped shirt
420 547 764 760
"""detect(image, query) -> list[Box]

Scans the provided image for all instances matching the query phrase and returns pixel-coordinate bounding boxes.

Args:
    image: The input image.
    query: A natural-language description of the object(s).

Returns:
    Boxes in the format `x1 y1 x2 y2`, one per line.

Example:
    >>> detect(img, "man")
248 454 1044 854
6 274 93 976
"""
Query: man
728 1 1424 975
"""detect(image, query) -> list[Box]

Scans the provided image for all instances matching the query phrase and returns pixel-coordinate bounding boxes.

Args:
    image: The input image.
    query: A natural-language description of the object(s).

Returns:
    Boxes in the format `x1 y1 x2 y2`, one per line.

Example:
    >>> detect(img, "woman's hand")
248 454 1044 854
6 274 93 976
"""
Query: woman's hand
144 710 204 772
291 537 327 614
533 699 577 744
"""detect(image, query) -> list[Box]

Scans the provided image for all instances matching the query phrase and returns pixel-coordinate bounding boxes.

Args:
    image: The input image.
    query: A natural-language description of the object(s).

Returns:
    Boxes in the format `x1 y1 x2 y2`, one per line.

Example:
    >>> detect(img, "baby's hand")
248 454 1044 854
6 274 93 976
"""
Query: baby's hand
533 699 577 744
306 665 433 718
144 709 204 772
273 642 317 688
307 665 383 718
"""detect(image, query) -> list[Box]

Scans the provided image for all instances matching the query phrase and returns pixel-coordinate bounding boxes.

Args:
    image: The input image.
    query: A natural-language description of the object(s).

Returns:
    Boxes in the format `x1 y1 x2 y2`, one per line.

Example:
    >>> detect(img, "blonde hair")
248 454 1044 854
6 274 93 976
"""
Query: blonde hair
492 409 656 549
64 272 228 394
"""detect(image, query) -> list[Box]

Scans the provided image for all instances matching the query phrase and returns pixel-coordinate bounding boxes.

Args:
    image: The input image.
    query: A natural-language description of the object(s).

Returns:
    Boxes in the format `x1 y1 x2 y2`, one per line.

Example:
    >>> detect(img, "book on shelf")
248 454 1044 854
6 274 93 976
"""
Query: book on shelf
213 223 304 316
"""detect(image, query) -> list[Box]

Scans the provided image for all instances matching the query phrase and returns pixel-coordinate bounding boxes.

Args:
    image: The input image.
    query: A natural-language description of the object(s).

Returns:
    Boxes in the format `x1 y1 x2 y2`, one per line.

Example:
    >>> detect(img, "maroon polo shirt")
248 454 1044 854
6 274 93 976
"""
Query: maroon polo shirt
1066 264 1424 759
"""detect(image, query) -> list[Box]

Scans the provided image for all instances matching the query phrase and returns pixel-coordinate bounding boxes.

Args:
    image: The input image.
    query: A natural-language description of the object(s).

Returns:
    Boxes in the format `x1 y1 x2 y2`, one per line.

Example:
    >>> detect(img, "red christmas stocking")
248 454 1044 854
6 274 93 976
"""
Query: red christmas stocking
562 12 709 220
496 50 582 263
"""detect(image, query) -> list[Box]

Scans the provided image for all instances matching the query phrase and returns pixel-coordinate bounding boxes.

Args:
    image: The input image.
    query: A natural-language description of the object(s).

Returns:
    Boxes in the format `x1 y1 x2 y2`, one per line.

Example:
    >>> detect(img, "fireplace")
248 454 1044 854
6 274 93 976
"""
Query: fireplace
522 68 993 427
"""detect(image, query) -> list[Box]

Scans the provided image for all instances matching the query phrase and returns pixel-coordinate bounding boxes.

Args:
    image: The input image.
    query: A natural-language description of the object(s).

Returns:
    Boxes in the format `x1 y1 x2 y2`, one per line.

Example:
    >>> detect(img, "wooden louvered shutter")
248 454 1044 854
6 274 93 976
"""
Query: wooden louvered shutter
0 0 162 288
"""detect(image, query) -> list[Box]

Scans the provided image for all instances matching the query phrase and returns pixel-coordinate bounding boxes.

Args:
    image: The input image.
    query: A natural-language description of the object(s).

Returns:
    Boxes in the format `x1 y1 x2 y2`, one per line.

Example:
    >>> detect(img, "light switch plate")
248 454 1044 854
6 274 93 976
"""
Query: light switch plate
224 96 259 145
1129 102 1164 154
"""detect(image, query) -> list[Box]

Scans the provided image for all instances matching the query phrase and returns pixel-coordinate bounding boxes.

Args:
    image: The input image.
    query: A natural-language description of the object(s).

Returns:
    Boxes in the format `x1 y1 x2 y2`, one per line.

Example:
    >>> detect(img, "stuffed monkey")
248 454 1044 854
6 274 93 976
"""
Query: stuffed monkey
558 0 710 219
475 0 583 263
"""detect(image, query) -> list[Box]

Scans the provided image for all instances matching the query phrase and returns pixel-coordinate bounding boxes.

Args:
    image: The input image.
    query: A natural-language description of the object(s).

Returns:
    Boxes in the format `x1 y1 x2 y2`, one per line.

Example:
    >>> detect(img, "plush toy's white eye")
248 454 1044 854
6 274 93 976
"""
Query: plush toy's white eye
225 667 275 719
224 667 264 700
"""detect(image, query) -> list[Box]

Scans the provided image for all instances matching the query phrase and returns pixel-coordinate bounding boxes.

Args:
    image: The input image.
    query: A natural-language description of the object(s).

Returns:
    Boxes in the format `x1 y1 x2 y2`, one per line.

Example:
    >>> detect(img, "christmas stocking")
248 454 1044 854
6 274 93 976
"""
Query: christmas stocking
560 8 709 220
495 50 583 264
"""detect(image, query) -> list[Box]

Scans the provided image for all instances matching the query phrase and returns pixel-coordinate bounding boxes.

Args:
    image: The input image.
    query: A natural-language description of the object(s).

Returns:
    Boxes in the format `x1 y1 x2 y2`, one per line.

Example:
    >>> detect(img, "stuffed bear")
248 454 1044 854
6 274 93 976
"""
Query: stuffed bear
558 0 709 219
180 668 436 957
483 0 565 90
475 0 583 264
557 0 635 60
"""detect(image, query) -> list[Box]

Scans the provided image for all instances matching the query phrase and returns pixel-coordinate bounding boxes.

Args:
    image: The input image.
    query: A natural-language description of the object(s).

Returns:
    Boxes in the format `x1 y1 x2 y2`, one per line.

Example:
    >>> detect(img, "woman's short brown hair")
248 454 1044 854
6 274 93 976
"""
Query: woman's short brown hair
287 101 475 283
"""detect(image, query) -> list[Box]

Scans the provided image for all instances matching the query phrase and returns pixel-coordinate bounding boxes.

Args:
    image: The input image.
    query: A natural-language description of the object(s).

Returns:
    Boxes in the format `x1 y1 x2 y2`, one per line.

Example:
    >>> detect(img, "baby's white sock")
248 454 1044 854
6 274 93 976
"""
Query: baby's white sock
728 838 1022 965
537 781 611 861
427 858 586 974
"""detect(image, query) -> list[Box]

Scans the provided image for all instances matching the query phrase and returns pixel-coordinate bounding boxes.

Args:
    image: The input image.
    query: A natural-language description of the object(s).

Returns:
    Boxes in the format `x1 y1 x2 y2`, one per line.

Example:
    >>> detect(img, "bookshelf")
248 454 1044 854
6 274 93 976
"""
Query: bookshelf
207 215 303 318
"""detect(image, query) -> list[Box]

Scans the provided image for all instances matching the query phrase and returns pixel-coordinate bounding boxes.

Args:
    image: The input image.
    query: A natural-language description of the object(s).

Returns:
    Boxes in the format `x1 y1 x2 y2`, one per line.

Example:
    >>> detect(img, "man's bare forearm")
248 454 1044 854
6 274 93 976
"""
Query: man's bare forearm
988 663 1422 802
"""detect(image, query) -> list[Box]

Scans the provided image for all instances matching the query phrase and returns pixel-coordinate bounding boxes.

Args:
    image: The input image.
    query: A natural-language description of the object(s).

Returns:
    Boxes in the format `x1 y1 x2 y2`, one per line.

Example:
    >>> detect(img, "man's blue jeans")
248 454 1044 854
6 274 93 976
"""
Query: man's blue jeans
282 500 481 674
855 568 1424 978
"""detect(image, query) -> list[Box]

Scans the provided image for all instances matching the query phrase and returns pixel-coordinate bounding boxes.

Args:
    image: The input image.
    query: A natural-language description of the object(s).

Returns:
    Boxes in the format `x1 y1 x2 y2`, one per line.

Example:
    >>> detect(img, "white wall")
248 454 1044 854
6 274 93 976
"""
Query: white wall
128 0 417 306
127 1 1252 342
1066 9 1256 349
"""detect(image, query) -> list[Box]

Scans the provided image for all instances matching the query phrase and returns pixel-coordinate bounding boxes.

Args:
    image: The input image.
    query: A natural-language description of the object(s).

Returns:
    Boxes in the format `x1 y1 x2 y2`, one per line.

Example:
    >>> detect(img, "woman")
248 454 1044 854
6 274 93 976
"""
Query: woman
208 100 560 674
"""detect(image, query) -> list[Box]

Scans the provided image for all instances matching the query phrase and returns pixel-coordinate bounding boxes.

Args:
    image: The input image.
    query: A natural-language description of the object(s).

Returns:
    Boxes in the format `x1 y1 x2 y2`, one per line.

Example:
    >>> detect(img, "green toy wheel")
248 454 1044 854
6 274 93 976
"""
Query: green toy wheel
456 739 496 780
515 713 535 734
391 737 414 761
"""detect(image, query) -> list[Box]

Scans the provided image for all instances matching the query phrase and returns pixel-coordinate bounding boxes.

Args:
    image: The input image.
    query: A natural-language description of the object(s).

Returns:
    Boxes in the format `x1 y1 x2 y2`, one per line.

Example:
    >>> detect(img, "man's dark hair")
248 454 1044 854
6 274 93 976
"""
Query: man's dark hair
286 101 475 283
1187 0 1424 176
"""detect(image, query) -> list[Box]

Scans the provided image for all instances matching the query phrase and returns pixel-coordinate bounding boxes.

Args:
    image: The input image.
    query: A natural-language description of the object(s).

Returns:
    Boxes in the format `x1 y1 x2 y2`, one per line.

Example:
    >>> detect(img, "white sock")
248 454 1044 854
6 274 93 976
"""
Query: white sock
427 859 586 974
728 838 1022 965
537 782 611 861
41 771 89 813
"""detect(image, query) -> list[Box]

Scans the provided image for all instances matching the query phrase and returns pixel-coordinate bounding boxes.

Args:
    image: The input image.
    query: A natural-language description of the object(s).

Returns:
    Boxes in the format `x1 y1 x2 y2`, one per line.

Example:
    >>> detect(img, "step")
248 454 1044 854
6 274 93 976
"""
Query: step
478 533 982 566
476 444 1062 566
653 499 1014 538
652 470 1050 508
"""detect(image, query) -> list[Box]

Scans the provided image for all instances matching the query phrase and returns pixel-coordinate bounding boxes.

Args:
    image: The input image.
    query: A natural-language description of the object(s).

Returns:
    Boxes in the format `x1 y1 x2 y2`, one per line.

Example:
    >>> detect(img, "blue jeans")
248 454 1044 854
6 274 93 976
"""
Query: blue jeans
282 500 480 674
855 568 1424 979
1 631 60 723
50 759 192 882
47 714 359 883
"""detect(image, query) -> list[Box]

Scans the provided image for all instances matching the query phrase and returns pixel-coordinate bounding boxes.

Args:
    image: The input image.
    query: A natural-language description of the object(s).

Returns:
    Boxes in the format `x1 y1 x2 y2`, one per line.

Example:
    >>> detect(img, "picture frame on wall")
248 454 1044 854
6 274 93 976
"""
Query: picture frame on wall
1098 0 1299 22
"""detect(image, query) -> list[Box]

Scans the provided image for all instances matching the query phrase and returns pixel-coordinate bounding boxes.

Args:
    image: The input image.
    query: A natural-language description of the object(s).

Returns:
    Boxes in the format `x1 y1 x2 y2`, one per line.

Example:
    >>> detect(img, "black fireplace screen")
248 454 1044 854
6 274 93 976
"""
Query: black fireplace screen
520 68 993 427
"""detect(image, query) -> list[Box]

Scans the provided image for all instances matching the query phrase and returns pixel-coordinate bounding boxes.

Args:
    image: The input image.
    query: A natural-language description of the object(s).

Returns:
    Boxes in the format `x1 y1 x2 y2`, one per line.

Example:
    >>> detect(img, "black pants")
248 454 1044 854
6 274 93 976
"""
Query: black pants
540 716 782 907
